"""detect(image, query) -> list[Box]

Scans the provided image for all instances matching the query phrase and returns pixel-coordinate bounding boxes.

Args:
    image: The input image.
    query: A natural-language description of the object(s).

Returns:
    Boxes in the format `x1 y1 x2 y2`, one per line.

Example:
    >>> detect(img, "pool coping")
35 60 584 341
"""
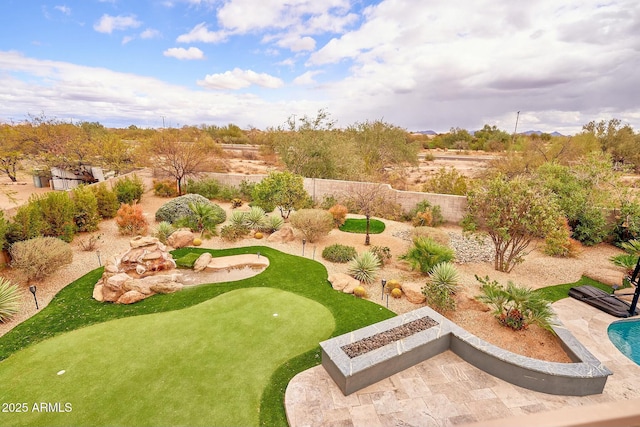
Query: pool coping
320 305 612 396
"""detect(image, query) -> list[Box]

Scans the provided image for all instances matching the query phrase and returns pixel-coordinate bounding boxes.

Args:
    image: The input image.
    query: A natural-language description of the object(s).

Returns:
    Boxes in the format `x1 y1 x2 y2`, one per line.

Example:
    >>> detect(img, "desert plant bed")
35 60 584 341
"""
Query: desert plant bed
339 218 386 234
0 246 394 427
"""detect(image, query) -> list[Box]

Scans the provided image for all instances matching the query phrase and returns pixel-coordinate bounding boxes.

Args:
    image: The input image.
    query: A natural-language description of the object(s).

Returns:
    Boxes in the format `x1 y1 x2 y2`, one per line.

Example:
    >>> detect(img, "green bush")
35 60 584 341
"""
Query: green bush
421 167 469 195
613 200 640 244
322 244 357 263
0 278 20 322
72 185 100 233
0 211 9 251
572 206 608 246
400 236 454 274
10 236 73 283
175 201 224 236
347 251 380 284
156 194 226 225
407 199 444 227
7 202 44 243
290 209 334 243
184 177 243 202
113 174 145 204
91 183 120 219
220 223 250 241
37 192 76 242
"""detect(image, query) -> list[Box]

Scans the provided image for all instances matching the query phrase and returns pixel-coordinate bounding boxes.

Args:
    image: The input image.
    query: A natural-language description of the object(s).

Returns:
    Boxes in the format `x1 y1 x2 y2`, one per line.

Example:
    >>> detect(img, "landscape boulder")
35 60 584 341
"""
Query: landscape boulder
402 282 426 304
167 229 196 248
328 273 360 294
193 252 213 272
267 225 295 243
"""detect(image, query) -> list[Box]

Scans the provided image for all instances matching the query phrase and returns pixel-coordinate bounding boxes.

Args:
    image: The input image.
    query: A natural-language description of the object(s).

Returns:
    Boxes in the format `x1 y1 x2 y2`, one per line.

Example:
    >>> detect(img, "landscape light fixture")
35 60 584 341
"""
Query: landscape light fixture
257 251 260 259
96 250 102 267
29 285 39 310
381 279 387 300
302 239 306 256
386 293 389 308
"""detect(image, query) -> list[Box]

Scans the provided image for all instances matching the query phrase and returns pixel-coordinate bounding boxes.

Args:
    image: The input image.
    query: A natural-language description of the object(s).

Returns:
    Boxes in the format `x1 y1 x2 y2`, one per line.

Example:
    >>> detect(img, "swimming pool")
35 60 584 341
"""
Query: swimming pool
608 319 640 365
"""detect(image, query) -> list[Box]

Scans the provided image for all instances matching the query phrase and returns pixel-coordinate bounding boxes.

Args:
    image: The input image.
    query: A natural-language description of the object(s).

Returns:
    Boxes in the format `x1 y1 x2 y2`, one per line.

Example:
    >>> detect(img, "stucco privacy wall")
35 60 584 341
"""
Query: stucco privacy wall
202 172 468 223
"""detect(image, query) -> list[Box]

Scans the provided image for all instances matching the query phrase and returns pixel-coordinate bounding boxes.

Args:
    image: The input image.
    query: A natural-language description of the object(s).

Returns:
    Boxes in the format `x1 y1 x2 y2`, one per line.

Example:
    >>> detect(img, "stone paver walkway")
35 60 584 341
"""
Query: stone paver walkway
285 298 640 426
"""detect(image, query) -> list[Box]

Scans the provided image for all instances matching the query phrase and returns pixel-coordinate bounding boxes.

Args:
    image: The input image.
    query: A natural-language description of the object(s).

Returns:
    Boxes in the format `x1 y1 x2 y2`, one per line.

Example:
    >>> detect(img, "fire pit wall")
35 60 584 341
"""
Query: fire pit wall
320 306 612 397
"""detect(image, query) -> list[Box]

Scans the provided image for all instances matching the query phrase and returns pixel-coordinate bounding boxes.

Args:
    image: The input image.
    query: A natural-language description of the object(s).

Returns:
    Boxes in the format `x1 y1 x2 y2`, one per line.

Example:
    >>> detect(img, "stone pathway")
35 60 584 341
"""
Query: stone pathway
285 298 640 426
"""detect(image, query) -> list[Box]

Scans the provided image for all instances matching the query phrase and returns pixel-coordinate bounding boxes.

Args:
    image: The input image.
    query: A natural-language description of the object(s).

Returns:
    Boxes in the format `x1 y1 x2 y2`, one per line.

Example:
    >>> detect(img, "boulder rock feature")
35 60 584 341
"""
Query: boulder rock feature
193 252 213 272
267 226 295 243
93 236 183 304
167 229 196 248
328 273 360 294
402 282 426 304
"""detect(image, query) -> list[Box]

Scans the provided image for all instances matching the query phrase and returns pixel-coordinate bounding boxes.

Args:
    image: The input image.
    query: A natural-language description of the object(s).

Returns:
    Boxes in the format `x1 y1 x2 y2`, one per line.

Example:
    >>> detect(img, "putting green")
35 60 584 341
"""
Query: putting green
0 287 334 427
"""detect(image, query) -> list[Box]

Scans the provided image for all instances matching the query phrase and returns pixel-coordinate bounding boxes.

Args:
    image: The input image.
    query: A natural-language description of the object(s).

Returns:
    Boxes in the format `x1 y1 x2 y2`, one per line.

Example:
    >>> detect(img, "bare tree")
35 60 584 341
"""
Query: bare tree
345 183 388 245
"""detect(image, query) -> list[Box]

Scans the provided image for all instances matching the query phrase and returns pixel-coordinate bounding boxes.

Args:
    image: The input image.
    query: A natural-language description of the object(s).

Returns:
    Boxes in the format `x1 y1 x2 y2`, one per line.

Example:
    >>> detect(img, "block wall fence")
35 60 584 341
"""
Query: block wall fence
201 172 468 223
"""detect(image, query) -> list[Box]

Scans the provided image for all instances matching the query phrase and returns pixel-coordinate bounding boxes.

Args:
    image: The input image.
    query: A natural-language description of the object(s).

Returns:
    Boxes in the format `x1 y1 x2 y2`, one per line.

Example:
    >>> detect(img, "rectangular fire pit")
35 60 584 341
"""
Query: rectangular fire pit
320 310 450 395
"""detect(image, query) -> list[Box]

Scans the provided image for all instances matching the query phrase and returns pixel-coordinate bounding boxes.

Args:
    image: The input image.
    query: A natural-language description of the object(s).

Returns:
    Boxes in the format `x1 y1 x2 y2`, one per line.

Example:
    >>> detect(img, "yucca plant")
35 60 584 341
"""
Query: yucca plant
0 277 20 322
229 210 248 228
244 206 267 230
152 221 176 244
422 262 460 312
259 215 284 233
347 251 380 284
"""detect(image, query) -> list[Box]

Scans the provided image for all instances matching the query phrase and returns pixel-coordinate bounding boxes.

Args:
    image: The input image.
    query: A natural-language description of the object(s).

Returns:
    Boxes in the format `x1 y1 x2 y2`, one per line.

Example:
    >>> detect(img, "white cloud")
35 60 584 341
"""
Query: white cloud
122 36 135 45
277 36 316 52
293 70 322 85
94 14 142 34
140 28 161 39
54 5 71 15
197 68 284 90
177 22 228 43
163 47 205 60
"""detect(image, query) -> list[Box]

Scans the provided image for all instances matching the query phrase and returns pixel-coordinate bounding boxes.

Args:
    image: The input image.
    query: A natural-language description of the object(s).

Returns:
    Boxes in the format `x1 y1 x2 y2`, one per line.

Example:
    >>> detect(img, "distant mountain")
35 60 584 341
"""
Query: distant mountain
521 130 564 137
413 130 437 135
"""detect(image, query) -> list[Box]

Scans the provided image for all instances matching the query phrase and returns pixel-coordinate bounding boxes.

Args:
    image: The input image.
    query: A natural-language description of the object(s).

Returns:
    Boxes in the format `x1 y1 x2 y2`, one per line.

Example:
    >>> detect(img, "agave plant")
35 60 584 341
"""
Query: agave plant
152 221 175 244
347 251 380 284
244 206 267 230
228 210 249 227
428 262 460 294
0 278 20 323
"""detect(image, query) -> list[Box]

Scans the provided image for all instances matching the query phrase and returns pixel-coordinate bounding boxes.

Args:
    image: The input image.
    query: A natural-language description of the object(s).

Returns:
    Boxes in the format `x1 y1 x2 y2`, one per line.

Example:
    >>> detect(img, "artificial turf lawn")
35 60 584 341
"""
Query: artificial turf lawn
0 246 395 427
339 218 386 234
0 287 334 427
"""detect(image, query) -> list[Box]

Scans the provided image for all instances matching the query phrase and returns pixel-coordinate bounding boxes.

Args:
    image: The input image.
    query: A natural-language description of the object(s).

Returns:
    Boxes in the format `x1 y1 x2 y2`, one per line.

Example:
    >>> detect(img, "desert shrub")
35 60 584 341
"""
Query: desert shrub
328 204 348 227
544 217 581 257
174 201 223 236
347 251 380 284
371 246 392 267
155 194 226 225
184 177 221 199
152 221 175 244
0 278 20 322
113 174 145 204
412 226 450 246
572 206 608 246
613 200 640 244
71 185 100 233
258 215 284 234
153 179 178 197
400 236 455 274
37 192 76 242
421 167 469 195
322 244 357 263
238 179 256 201
0 211 9 251
10 236 73 283
220 223 250 241
231 198 243 208
408 200 444 227
115 203 149 236
319 194 339 210
91 183 120 219
6 202 44 243
77 233 102 251
475 275 556 333
290 209 334 243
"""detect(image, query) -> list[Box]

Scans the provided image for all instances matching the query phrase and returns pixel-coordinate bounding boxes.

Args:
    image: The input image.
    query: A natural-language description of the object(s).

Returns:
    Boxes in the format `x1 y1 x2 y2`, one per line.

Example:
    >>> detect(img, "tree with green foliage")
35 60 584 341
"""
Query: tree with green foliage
71 185 100 233
251 171 311 219
463 175 562 272
582 119 639 170
0 124 31 182
472 124 511 151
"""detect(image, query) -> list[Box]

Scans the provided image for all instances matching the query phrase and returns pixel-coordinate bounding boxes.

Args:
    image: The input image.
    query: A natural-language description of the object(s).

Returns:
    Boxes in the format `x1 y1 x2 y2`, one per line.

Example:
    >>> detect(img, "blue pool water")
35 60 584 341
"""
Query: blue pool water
608 319 640 365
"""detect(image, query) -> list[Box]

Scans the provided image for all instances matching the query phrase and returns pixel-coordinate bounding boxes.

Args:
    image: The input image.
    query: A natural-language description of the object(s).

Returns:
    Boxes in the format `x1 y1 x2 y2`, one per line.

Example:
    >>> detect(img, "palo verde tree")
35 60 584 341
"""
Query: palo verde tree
463 174 562 272
251 171 311 219
0 124 31 182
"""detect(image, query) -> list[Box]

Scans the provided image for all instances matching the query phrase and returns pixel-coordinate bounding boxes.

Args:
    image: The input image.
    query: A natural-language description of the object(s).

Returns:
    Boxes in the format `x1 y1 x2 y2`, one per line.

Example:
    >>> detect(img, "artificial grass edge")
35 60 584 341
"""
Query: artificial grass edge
339 218 385 234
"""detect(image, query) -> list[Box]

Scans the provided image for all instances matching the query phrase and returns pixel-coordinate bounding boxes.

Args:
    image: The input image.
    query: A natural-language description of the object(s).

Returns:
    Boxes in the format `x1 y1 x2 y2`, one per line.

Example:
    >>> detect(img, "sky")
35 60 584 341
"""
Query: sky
1 0 639 135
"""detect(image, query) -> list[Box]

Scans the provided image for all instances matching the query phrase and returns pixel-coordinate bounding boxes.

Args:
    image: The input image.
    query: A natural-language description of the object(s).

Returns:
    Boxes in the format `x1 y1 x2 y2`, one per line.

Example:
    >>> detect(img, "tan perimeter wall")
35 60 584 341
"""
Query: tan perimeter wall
202 173 468 224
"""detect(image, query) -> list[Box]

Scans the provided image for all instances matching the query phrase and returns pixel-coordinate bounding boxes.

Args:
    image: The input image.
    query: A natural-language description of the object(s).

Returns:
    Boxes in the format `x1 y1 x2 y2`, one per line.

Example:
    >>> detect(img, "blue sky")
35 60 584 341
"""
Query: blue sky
1 0 639 134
